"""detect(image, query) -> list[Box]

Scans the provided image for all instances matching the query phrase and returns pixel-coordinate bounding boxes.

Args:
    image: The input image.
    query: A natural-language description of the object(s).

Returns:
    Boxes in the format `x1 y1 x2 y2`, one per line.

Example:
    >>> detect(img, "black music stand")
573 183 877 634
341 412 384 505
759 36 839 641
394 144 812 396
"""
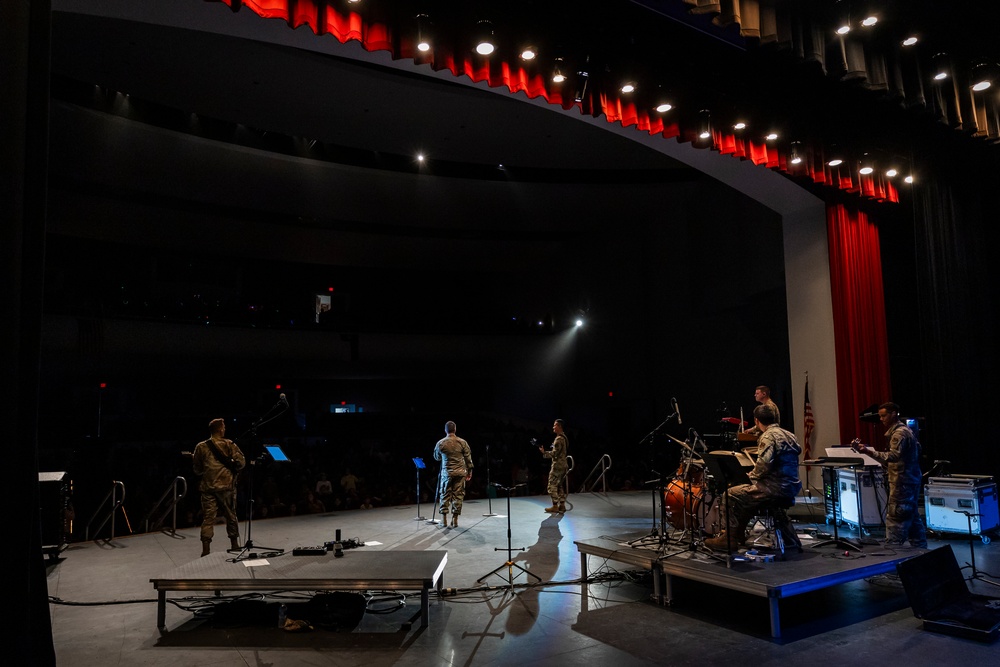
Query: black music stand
476 483 541 589
231 443 288 560
413 457 427 521
700 451 751 566
812 461 863 552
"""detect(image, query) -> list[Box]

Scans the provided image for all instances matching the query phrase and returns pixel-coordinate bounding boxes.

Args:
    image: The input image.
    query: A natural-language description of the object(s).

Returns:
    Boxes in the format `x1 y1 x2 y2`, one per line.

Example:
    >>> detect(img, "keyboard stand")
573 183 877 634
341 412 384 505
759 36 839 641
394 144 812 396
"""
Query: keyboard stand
809 461 863 552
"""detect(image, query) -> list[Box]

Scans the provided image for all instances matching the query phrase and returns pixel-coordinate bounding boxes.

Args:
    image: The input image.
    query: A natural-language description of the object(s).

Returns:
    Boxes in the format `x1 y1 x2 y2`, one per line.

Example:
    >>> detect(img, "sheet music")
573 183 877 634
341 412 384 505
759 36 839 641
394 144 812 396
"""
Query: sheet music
826 446 881 467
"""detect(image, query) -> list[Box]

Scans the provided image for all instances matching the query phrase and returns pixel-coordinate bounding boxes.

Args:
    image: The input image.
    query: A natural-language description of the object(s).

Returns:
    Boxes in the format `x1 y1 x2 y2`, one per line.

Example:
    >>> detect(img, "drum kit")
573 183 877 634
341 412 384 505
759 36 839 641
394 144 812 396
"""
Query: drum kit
659 418 759 541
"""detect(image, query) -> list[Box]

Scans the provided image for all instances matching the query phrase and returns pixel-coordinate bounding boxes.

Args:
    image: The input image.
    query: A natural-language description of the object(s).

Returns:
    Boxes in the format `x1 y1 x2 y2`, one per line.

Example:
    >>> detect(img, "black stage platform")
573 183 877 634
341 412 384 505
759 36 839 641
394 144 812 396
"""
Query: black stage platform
576 533 920 637
151 549 447 630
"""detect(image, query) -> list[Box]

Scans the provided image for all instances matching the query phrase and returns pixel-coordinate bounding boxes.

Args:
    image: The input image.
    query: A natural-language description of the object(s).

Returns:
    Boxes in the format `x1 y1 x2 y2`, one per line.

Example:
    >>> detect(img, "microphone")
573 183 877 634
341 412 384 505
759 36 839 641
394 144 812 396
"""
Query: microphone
673 397 682 425
279 393 288 406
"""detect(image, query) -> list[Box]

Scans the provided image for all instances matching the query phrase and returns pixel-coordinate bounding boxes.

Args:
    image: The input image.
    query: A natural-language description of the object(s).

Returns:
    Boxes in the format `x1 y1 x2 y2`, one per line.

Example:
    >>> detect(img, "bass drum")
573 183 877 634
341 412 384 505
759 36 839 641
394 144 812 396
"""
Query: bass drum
664 481 721 534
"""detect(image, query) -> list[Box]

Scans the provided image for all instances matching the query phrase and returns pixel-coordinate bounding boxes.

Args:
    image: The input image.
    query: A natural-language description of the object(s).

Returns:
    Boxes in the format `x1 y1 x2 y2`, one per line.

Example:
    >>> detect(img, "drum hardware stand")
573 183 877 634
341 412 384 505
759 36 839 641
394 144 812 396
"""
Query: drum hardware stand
477 483 541 589
627 470 677 550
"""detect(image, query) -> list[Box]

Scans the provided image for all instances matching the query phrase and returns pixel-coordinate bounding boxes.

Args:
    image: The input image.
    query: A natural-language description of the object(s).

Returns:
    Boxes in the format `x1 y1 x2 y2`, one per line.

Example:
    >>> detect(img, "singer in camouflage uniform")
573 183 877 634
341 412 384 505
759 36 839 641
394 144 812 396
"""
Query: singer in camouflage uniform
705 404 802 550
854 403 927 548
433 421 473 527
540 419 569 513
193 418 246 556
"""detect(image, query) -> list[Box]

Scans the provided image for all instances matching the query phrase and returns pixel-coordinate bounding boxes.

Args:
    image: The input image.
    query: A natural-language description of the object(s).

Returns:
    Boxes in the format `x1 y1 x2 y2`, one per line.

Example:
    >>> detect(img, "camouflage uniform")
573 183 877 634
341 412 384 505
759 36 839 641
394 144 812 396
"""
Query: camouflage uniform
434 434 473 517
192 436 245 544
543 432 569 505
868 421 927 547
721 424 801 542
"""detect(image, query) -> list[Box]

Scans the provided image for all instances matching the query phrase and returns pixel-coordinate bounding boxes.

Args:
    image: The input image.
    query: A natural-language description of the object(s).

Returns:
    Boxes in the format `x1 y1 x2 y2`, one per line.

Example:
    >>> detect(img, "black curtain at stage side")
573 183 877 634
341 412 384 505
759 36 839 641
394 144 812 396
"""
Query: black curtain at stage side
899 167 1000 480
1 1 56 664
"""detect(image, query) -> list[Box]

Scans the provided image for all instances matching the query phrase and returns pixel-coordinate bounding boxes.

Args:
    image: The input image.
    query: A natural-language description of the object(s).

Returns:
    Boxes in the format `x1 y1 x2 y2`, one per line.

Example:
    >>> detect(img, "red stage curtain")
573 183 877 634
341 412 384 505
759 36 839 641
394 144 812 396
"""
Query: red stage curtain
204 0 898 203
827 204 893 446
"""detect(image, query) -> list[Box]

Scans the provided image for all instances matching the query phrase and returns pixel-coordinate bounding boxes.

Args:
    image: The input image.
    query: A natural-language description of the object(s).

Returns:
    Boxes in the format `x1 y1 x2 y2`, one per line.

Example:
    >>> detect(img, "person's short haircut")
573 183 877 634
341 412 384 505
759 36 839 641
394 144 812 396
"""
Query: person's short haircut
756 385 771 396
753 403 777 425
879 402 900 414
554 418 565 429
445 421 457 433
208 418 225 434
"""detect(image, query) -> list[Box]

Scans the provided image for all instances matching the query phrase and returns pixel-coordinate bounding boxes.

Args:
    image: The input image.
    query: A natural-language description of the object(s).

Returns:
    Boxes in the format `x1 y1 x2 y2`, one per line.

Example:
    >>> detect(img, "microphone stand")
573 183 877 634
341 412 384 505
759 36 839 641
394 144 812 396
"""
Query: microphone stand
230 397 288 560
483 443 498 517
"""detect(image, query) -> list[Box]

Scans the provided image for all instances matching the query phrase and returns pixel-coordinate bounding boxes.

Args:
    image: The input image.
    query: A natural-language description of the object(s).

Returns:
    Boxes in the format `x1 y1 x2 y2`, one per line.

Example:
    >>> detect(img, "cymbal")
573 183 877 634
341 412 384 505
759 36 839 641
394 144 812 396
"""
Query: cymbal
663 432 702 457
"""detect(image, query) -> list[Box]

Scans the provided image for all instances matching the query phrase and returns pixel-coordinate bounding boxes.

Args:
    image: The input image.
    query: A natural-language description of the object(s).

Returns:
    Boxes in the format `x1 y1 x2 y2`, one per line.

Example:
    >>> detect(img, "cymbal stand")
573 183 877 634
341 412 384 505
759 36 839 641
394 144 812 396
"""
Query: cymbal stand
628 412 681 548
476 483 541 590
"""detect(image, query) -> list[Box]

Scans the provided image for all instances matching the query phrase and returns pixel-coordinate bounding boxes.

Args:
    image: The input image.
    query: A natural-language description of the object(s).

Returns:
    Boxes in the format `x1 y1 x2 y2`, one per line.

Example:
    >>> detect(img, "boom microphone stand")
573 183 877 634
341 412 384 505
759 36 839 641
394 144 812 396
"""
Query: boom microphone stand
482 443 499 517
628 408 681 549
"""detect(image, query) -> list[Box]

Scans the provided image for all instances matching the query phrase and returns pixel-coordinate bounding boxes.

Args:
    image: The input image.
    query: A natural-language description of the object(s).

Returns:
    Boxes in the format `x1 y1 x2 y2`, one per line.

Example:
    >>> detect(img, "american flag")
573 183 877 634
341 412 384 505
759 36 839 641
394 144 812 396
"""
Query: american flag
803 378 815 460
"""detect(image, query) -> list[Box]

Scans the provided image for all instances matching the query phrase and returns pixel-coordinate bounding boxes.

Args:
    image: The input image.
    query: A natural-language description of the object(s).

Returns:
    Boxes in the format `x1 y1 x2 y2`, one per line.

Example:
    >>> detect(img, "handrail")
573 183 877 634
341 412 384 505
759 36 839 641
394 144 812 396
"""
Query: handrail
578 454 613 494
563 454 575 499
84 480 131 541
142 476 188 535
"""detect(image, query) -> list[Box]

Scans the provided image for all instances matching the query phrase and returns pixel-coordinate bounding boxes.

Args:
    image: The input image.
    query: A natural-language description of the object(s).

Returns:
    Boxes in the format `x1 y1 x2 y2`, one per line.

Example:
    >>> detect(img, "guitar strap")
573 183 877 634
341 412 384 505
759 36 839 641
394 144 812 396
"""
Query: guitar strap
204 438 240 473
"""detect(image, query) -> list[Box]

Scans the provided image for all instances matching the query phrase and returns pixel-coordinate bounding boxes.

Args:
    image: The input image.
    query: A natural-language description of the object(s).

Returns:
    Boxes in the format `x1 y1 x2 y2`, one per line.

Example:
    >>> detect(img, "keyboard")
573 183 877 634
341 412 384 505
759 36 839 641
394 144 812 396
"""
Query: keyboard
803 456 865 466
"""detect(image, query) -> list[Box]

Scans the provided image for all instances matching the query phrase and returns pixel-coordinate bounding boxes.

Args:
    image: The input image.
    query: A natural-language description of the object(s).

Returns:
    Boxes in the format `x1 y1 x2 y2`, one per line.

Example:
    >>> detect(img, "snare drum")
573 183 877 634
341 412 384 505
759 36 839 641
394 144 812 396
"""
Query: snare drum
675 458 705 486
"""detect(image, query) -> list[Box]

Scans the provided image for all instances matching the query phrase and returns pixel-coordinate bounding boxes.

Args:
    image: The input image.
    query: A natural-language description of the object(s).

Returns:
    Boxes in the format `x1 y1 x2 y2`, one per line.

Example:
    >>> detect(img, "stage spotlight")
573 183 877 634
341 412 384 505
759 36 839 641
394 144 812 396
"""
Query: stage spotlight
575 319 584 328
698 109 711 140
574 68 590 102
932 53 951 81
475 20 495 56
789 141 803 165
415 14 432 53
971 62 994 92
520 45 537 61
552 58 567 83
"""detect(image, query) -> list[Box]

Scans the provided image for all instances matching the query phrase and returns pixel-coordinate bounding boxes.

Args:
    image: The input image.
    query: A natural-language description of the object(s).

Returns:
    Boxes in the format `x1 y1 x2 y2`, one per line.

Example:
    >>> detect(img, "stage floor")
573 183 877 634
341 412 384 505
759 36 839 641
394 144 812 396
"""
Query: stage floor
47 491 1000 666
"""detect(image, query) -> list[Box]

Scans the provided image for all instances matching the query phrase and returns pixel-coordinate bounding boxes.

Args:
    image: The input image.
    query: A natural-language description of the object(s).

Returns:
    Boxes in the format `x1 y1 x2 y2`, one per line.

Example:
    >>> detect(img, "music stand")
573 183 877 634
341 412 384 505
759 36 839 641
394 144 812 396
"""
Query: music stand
413 457 427 521
231 443 288 560
476 483 541 589
701 451 752 565
811 461 863 552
